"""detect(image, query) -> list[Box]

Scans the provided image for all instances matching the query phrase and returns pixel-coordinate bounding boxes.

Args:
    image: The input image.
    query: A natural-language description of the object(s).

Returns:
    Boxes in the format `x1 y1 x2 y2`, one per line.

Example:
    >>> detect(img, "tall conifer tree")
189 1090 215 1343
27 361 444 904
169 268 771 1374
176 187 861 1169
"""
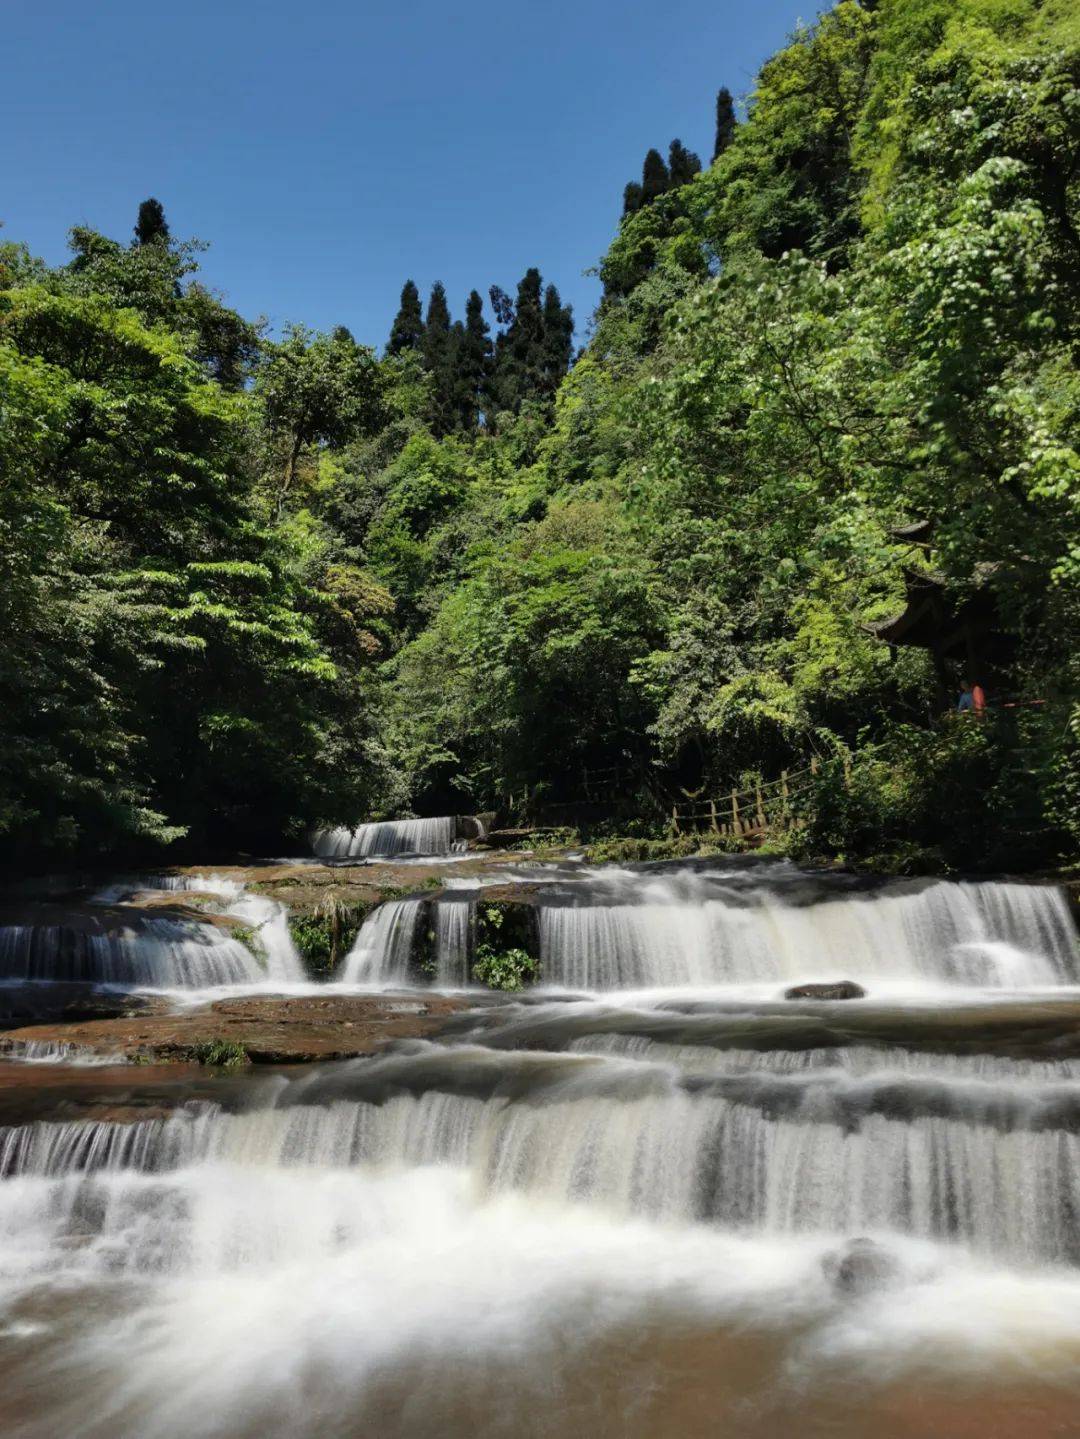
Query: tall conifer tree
387 279 425 355
134 198 170 246
668 138 702 188
541 284 574 397
422 282 455 435
641 148 670 202
455 289 492 431
490 268 545 415
712 87 736 162
623 181 644 216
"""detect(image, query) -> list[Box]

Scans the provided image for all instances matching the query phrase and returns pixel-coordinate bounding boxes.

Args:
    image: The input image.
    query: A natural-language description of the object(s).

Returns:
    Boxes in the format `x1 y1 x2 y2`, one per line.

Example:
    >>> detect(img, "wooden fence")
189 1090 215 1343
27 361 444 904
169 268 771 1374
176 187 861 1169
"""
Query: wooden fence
501 698 1062 839
666 757 848 840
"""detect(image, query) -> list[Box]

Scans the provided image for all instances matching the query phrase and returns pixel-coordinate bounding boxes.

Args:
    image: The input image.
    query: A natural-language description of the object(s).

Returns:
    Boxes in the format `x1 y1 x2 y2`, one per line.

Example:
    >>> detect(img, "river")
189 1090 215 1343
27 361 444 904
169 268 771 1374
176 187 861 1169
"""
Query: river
0 854 1078 1437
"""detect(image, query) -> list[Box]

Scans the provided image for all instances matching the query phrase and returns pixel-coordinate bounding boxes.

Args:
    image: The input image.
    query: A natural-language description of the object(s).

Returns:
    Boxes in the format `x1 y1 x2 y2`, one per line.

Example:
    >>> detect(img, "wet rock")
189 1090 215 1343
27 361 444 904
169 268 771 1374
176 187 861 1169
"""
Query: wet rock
0 983 172 1027
0 993 474 1067
823 1237 899 1296
784 981 866 1001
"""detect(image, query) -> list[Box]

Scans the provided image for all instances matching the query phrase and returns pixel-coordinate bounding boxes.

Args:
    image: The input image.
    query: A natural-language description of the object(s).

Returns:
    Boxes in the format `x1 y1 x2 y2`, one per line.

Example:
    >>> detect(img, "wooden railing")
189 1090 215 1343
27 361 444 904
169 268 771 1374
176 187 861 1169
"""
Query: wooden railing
666 761 831 839
498 697 1064 838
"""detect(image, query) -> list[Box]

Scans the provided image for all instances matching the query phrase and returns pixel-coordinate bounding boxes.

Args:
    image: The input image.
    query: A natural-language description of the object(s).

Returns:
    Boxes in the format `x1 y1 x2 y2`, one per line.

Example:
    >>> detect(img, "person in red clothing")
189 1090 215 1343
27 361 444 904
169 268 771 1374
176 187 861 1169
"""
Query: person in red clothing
957 677 986 714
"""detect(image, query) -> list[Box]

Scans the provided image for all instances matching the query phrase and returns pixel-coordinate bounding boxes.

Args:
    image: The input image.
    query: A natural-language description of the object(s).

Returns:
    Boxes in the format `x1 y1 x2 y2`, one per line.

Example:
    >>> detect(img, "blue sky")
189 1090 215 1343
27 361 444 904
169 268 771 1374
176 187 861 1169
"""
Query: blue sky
6 0 809 348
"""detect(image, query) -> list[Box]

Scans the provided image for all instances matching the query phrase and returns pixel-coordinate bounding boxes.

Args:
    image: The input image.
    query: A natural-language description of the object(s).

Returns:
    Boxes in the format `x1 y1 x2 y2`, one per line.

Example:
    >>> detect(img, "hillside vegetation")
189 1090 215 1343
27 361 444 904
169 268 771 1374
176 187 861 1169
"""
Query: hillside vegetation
2 0 1078 871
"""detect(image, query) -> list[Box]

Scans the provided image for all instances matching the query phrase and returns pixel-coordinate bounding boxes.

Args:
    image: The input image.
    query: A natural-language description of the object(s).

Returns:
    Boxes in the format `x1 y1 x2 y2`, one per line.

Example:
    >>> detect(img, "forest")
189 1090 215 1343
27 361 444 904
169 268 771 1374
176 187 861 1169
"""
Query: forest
2 0 1078 874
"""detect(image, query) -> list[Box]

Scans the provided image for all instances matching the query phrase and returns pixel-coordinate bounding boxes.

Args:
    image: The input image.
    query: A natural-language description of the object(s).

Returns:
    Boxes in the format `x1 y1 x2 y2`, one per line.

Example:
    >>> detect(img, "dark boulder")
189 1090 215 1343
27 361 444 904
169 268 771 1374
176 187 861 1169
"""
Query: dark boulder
784 980 866 1001
823 1237 899 1296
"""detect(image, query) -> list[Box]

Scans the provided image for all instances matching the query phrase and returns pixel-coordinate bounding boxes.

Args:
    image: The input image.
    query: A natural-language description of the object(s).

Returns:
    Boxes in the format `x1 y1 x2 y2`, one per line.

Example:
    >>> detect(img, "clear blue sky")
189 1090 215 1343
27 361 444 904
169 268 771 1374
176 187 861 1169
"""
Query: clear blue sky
5 0 809 348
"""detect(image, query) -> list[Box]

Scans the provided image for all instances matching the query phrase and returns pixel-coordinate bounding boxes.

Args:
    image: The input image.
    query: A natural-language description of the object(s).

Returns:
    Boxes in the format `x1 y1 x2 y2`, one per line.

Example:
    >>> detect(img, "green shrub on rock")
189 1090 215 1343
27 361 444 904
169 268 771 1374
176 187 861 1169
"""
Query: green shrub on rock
471 946 539 992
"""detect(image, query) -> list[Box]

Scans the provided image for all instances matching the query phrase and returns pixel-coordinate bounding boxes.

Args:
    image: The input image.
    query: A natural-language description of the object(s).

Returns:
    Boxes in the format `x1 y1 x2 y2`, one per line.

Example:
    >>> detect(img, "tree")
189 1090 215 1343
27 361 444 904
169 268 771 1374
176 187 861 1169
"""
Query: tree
713 87 736 162
668 139 702 188
541 284 574 397
258 325 383 510
454 289 492 431
0 283 370 856
184 282 262 389
623 181 644 216
641 148 670 202
490 268 545 415
489 284 515 327
134 197 170 246
422 281 455 435
388 279 424 356
699 5 876 262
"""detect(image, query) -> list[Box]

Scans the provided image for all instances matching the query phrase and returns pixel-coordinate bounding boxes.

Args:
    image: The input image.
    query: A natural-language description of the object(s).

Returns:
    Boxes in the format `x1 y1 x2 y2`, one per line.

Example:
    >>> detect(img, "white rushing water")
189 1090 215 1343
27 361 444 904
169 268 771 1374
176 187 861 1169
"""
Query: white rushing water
117 872 305 985
0 917 264 987
3 859 1080 1436
337 896 473 986
535 867 1077 991
335 864 1077 995
433 898 472 987
9 1147 1080 1439
4 1040 1080 1438
312 816 457 859
0 871 304 990
338 899 425 983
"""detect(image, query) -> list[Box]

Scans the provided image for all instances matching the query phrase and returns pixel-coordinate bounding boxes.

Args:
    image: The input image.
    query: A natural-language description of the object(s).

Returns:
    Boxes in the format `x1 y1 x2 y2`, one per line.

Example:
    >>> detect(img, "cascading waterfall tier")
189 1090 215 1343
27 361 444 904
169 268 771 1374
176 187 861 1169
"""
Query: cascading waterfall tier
338 899 426 983
535 865 1077 990
0 870 304 988
97 871 305 983
337 895 477 986
432 897 473 986
4 858 1080 1437
334 862 1077 994
0 917 263 987
312 815 457 859
5 1037 1080 1266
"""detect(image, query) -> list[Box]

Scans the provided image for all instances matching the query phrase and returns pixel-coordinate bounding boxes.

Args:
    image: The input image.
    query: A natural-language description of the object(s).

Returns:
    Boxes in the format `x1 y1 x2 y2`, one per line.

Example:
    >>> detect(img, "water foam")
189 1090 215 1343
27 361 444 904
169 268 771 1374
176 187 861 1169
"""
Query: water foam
312 816 457 859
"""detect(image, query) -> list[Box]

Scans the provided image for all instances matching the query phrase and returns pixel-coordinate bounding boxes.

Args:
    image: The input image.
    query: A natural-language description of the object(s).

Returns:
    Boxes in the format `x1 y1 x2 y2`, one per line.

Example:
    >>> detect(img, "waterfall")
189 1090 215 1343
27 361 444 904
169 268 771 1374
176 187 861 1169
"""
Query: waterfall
536 870 1077 991
312 816 457 859
219 893 305 984
4 859 1080 1436
338 899 425 984
0 918 264 987
567 1032 1080 1082
90 873 245 904
332 866 1076 994
433 898 473 986
5 1039 1080 1265
2 1039 126 1065
90 871 305 984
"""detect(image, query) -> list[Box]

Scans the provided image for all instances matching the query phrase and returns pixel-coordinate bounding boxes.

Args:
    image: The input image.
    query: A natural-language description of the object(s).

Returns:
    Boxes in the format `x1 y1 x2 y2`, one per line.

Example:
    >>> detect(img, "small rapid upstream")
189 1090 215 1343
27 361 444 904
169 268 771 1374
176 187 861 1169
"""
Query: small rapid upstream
0 857 1079 1437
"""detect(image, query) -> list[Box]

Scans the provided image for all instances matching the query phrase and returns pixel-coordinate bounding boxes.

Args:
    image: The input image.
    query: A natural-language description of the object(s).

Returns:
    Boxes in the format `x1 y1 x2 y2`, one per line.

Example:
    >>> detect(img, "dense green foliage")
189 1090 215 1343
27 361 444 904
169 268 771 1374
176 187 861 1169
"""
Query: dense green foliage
471 946 539 992
287 898 369 977
0 230 393 856
2 0 1078 871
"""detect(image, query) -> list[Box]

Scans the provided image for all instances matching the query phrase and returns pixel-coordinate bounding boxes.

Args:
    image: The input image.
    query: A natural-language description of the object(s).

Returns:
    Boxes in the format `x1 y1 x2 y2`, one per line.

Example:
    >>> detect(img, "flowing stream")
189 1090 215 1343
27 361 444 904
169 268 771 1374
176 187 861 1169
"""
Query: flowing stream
1 858 1079 1436
312 815 457 859
0 871 305 990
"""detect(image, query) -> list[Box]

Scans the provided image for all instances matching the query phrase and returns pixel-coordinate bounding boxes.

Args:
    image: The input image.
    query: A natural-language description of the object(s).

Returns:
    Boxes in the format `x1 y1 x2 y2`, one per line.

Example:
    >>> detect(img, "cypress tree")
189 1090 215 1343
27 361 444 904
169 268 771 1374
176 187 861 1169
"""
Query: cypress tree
668 138 702 188
423 282 451 354
641 148 670 203
541 284 574 398
422 282 455 435
713 87 736 163
623 181 644 216
491 268 544 414
387 279 425 356
455 289 492 431
488 285 515 328
134 197 169 246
